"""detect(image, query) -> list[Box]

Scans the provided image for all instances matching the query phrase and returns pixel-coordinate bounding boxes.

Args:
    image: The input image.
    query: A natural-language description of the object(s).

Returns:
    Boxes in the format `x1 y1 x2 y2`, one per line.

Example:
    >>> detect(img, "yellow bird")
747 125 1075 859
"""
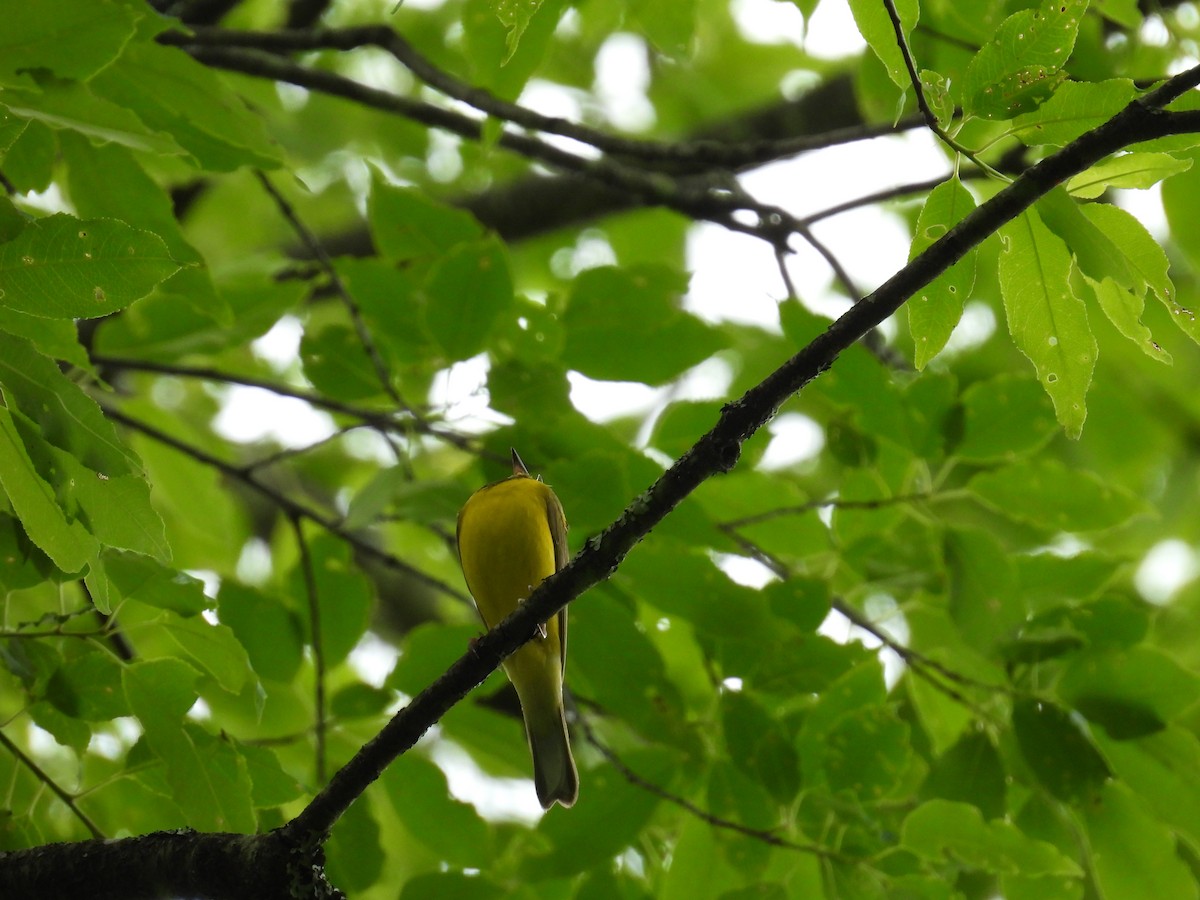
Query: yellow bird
456 449 578 809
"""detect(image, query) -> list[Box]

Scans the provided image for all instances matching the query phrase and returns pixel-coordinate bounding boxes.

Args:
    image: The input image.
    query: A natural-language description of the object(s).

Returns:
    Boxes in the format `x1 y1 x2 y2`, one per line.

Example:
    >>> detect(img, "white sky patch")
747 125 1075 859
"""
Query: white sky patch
429 355 508 432
757 412 825 471
819 600 908 688
430 740 544 824
688 132 946 326
594 33 655 131
686 224 786 326
1136 538 1199 605
236 537 273 586
730 0 807 44
1115 184 1168 241
568 371 660 422
711 551 778 588
939 300 997 359
348 634 402 689
253 315 304 369
212 386 337 446
805 0 869 58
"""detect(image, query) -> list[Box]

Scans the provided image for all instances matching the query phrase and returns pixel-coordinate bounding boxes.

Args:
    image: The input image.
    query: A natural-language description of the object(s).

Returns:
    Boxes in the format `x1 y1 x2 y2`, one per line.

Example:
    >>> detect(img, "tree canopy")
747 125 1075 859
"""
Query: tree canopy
2 0 1200 897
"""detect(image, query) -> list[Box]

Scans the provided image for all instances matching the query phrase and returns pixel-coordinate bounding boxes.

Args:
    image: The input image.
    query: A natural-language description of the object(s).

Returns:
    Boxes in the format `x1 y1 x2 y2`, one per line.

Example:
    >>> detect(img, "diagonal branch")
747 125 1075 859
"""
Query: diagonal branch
281 64 1200 842
0 728 104 839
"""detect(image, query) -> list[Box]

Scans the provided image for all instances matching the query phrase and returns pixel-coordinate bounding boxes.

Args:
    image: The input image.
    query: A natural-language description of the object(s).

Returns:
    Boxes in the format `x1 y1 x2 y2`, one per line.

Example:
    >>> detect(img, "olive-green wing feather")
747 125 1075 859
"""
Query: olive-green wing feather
544 488 570 677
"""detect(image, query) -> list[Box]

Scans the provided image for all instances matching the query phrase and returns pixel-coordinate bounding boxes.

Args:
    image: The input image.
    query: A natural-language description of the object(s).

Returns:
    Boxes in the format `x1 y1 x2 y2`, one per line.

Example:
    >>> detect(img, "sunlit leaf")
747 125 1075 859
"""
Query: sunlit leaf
997 208 1096 437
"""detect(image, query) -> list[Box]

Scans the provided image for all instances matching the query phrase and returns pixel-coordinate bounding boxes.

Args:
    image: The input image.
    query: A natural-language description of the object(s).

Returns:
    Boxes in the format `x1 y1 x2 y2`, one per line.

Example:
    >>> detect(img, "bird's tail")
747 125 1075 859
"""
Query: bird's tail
527 707 578 809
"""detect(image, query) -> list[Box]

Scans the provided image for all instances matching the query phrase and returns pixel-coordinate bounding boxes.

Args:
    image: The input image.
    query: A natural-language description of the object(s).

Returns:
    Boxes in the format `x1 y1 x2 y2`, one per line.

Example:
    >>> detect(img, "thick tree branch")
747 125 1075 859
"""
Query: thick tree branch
0 830 337 900
282 67 1200 842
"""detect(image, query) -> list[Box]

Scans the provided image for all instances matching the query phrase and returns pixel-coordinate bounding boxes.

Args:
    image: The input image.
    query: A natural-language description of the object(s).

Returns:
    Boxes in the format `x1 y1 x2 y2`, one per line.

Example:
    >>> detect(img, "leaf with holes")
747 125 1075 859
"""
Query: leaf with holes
997 209 1096 438
0 214 180 318
908 177 978 369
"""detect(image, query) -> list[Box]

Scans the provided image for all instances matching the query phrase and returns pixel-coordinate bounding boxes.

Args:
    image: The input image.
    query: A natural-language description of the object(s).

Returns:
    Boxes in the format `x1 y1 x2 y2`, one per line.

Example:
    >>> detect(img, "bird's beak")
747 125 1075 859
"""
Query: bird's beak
511 448 529 477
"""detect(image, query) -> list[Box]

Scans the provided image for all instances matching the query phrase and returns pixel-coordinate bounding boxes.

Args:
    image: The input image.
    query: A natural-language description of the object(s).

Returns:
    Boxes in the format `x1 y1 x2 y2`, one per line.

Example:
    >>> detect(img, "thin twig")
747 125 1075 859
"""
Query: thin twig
254 171 413 423
291 515 327 784
881 0 1003 178
163 25 922 172
721 492 936 530
574 712 850 861
101 405 469 603
90 354 482 455
0 728 104 839
241 424 371 474
179 45 839 252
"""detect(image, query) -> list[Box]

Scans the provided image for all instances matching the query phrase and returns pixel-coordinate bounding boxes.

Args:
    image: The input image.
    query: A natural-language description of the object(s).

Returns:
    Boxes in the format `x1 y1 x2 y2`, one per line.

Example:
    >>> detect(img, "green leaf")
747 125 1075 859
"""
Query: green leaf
344 470 463 530
1081 203 1172 302
1067 152 1191 199
946 528 1024 651
822 705 911 800
1 78 188 157
848 0 919 91
423 236 514 362
0 407 97 573
160 611 253 695
903 799 1083 877
238 742 305 808
722 692 801 804
0 0 139 84
562 265 726 385
1036 189 1137 292
300 323 380 401
325 793 384 892
387 623 482 696
52 452 170 561
61 134 225 322
619 542 773 641
286 535 373 667
89 41 281 172
921 731 1007 820
1015 553 1120 613
1094 726 1200 851
1059 647 1200 739
218 583 304 683
952 374 1056 462
962 0 1087 119
1162 150 1200 274
463 0 566 100
381 754 491 867
0 307 89 369
0 214 180 318
968 460 1143 532
123 658 256 832
1083 781 1199 900
46 650 130 721
1011 79 1138 147
1087 275 1172 363
997 209 1097 438
908 177 978 369
0 512 59 592
628 0 696 58
367 177 483 263
336 258 429 363
1013 698 1111 803
330 683 392 720
105 553 209 616
532 748 668 879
